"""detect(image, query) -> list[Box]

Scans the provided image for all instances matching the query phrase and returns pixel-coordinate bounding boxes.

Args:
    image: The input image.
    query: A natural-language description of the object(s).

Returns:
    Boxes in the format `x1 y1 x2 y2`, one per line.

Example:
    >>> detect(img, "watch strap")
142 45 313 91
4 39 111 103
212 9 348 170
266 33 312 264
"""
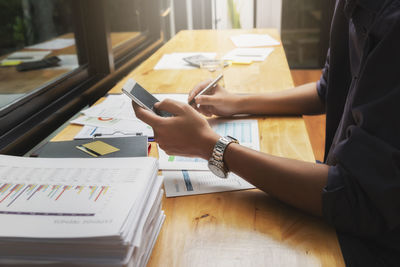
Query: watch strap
209 136 238 178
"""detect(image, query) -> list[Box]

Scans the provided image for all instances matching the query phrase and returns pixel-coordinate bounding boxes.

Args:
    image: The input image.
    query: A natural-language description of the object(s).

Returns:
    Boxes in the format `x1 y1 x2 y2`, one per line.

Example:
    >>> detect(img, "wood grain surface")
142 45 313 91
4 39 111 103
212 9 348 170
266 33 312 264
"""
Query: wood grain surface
54 29 344 266
291 69 326 162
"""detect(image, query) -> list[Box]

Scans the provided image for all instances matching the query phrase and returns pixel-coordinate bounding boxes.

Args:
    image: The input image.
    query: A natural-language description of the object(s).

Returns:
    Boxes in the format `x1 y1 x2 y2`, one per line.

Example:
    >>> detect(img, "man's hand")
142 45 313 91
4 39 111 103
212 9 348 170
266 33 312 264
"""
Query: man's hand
188 79 242 117
132 99 220 159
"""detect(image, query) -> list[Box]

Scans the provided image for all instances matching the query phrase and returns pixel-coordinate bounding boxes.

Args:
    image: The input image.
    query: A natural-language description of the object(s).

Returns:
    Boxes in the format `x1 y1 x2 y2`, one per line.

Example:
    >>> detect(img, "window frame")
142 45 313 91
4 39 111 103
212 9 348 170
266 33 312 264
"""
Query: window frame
0 0 163 155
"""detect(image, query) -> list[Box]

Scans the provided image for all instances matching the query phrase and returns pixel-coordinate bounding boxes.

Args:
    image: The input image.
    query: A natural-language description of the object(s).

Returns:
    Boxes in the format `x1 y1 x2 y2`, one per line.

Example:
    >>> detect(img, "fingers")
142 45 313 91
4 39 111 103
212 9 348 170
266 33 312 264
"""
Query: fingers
131 101 163 126
188 79 213 103
195 95 219 106
155 99 190 116
198 105 213 117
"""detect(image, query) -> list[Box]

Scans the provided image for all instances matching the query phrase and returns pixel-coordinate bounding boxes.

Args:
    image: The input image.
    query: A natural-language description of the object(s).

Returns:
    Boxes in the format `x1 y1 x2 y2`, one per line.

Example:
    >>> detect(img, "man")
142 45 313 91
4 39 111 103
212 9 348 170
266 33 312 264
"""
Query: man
132 0 400 265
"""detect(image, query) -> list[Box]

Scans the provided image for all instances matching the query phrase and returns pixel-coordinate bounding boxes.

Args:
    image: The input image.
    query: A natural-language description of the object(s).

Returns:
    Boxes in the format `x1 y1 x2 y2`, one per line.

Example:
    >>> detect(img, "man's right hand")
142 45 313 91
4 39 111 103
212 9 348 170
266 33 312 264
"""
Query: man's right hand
188 79 242 117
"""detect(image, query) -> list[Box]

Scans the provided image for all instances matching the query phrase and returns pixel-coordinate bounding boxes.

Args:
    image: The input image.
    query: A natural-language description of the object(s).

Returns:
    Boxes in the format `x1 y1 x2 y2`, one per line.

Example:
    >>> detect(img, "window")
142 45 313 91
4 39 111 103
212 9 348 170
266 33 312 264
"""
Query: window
281 0 334 68
0 0 163 155
0 0 82 113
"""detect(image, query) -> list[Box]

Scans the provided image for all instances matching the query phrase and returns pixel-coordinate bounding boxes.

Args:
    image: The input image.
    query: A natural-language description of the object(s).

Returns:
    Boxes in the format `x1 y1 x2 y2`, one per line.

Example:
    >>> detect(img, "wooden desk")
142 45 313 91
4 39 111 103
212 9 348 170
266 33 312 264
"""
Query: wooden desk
0 32 139 95
54 29 344 266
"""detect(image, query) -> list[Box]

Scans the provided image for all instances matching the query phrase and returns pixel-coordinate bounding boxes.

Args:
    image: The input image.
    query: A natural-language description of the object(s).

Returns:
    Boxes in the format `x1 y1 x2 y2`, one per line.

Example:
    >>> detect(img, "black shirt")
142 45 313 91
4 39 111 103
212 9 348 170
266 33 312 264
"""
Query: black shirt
317 0 400 265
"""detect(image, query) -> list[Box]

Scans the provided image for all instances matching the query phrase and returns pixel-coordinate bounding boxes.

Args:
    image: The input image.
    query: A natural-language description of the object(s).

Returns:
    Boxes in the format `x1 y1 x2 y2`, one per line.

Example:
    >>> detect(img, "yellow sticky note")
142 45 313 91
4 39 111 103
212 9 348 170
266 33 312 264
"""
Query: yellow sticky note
232 60 253 65
76 141 120 157
1 60 21 66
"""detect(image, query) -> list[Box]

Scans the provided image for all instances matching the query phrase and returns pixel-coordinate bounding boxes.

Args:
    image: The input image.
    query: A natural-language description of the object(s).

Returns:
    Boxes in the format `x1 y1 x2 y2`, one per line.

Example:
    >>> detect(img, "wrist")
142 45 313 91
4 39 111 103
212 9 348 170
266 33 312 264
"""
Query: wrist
198 132 220 160
207 135 239 178
235 95 253 114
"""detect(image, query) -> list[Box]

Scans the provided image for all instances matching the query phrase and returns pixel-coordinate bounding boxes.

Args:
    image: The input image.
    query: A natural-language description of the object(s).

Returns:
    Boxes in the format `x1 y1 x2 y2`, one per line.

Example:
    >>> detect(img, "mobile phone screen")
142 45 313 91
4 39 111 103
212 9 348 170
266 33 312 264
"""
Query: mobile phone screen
123 79 172 117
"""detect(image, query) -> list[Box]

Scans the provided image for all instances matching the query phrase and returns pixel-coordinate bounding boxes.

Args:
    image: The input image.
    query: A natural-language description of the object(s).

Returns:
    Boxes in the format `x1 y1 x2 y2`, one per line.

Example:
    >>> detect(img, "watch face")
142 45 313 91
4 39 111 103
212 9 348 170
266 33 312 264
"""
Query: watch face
208 162 227 178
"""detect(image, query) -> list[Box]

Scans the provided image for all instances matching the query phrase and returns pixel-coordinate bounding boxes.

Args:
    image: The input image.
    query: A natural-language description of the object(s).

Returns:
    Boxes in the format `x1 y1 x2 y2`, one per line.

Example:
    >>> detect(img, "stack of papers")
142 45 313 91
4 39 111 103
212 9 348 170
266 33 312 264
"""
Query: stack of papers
153 52 216 70
0 155 164 267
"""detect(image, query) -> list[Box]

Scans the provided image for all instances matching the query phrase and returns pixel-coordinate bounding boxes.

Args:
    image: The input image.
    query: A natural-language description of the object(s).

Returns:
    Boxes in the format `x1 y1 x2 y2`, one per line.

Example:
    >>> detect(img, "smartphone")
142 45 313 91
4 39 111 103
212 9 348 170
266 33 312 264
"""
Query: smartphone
183 54 211 67
183 54 229 68
122 78 172 117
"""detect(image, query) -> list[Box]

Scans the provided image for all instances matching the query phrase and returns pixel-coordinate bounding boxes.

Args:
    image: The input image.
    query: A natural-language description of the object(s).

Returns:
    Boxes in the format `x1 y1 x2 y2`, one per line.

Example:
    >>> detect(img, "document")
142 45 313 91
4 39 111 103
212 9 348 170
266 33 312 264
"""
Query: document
71 116 154 138
163 170 255 197
81 93 188 120
74 125 151 139
82 94 137 120
230 34 280 47
27 38 75 50
158 119 260 170
223 47 274 62
154 52 216 70
74 94 188 139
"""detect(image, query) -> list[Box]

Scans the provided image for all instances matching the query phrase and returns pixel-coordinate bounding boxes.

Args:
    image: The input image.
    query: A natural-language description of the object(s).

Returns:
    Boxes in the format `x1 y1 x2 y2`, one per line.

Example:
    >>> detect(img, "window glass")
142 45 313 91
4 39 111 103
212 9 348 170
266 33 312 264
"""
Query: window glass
281 0 323 68
0 0 81 111
105 0 158 61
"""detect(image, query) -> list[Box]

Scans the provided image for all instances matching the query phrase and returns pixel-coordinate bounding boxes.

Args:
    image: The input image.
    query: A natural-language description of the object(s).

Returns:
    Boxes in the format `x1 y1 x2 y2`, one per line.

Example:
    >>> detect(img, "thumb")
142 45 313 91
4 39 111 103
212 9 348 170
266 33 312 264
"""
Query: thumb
132 101 163 126
154 99 186 115
195 95 219 106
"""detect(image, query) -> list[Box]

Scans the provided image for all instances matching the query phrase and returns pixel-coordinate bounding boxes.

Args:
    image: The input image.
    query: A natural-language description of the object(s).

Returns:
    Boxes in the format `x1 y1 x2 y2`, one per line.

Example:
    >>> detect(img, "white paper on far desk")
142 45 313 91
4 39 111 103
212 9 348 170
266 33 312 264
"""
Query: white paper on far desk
230 34 280 47
153 52 216 70
163 170 255 197
1 51 51 64
158 119 260 170
223 48 274 62
27 38 75 50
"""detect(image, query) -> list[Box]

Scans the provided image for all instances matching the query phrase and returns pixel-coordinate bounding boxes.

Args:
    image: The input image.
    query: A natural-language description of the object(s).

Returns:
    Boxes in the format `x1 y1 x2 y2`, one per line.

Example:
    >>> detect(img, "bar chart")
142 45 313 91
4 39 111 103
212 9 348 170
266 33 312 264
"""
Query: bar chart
0 183 111 216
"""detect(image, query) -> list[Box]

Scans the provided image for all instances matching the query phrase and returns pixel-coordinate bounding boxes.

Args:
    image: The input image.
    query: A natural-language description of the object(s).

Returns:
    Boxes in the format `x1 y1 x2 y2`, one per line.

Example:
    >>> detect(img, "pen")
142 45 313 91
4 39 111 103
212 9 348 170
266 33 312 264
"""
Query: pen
7 57 34 60
235 55 263 57
189 73 223 105
93 132 143 137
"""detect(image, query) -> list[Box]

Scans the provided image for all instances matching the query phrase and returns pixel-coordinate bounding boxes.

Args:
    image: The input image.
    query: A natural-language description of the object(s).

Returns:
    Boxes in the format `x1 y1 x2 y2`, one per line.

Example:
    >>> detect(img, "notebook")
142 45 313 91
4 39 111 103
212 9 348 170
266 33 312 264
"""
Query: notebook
33 136 148 158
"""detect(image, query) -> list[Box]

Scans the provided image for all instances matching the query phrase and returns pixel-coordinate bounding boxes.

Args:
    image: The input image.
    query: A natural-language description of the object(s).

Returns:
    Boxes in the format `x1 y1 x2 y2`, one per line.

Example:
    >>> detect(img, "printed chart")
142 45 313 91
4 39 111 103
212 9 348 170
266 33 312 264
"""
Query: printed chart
0 183 112 216
159 119 260 170
163 170 255 197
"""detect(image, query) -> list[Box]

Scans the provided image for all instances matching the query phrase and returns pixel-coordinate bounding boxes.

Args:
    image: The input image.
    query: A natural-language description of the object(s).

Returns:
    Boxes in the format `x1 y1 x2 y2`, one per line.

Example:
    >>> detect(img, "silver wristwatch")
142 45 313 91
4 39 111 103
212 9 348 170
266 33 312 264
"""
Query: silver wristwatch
208 136 239 178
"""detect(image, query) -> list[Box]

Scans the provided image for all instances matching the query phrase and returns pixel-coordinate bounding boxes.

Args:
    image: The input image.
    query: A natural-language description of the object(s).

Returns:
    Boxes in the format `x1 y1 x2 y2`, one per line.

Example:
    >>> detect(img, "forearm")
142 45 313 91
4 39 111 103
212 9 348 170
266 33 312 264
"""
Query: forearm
236 82 325 115
223 143 328 216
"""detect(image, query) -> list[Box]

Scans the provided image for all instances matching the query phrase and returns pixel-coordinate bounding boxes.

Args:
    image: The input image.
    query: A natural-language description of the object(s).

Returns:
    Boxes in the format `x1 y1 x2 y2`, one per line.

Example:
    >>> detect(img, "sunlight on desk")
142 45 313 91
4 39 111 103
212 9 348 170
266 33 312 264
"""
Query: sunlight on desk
53 29 344 267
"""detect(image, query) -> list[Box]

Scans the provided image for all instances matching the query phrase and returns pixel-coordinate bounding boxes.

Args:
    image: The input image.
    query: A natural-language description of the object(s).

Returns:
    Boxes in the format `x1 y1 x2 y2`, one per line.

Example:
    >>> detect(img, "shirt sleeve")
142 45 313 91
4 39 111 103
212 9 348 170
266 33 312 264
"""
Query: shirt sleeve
322 41 400 240
316 49 330 104
322 5 400 239
322 123 400 238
